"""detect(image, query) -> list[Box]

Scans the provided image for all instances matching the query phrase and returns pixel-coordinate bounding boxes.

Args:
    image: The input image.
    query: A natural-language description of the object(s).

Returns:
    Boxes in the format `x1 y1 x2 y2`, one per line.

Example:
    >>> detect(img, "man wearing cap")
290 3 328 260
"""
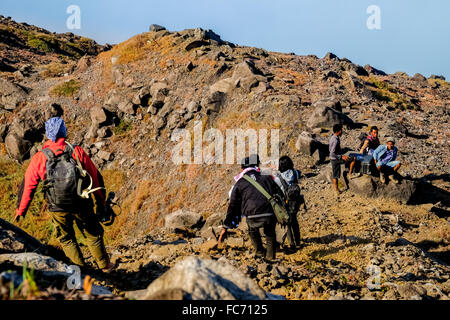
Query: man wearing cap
372 137 402 184
15 116 114 272
220 154 284 262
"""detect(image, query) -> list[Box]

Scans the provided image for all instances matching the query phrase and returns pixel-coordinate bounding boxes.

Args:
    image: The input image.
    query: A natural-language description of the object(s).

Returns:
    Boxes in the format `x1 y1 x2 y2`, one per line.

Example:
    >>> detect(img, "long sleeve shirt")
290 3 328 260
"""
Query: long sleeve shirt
329 134 342 160
16 138 105 217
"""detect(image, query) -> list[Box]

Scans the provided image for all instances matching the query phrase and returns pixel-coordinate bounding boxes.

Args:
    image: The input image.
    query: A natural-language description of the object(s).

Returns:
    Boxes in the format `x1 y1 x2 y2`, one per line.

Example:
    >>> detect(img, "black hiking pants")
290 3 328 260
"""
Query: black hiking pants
247 215 277 260
286 209 301 247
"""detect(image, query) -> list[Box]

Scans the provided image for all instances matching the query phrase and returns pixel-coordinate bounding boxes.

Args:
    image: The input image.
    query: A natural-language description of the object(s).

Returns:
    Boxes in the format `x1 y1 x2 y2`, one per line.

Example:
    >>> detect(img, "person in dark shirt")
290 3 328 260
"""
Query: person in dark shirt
329 124 352 195
348 126 381 178
220 154 283 262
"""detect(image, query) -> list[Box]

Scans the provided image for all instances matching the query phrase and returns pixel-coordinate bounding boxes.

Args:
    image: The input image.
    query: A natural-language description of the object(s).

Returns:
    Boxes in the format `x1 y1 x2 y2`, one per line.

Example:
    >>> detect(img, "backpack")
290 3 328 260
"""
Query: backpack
277 171 305 213
243 175 290 226
358 132 368 151
42 142 103 212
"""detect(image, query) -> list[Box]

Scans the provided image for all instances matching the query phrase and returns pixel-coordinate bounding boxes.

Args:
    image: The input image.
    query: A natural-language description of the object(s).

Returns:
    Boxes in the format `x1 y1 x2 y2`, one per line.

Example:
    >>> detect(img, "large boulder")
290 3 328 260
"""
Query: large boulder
132 87 151 106
307 98 353 129
295 131 329 162
150 82 169 98
0 252 70 273
118 100 137 115
348 175 418 203
44 103 64 120
340 60 369 76
185 39 210 51
0 252 113 297
164 209 204 232
5 132 32 161
316 164 333 184
200 212 225 240
201 91 226 114
149 24 166 32
90 106 110 126
364 65 386 76
140 256 270 300
0 218 112 297
209 78 236 94
7 107 46 142
231 60 265 92
5 108 48 161
0 78 27 110
0 218 51 255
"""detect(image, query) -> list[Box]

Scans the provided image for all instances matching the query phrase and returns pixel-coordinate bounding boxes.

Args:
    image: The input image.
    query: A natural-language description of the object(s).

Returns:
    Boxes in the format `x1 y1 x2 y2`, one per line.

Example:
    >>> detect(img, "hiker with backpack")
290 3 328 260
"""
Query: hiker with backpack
272 156 305 251
219 154 286 262
372 137 402 184
14 117 114 272
348 126 380 178
329 124 353 195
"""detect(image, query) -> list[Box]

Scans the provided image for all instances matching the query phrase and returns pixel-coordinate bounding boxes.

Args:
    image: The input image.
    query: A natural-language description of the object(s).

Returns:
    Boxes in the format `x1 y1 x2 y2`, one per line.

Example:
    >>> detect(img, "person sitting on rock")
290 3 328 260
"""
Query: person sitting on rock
329 124 352 195
15 116 115 272
219 154 283 262
348 126 380 178
372 137 402 184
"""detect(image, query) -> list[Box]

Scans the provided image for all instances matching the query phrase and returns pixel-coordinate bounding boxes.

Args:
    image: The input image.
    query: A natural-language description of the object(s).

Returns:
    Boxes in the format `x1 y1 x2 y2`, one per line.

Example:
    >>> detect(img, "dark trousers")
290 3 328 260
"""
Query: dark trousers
286 210 301 247
247 215 277 259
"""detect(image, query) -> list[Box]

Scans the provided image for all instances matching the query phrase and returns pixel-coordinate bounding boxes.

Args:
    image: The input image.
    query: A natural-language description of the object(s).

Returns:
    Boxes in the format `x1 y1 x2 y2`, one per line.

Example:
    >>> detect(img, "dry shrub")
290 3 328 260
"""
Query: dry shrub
274 67 307 86
101 169 126 193
130 180 153 213
40 62 74 78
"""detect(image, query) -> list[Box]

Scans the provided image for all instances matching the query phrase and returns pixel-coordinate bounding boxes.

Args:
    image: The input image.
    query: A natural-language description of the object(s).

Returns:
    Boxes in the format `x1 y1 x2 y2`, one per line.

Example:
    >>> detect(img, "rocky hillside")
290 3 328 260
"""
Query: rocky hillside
0 15 106 76
0 20 449 300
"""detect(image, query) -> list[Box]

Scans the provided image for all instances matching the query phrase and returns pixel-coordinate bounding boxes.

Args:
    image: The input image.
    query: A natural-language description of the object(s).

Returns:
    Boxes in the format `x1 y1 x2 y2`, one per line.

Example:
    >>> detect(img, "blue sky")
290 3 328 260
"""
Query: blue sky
1 0 449 78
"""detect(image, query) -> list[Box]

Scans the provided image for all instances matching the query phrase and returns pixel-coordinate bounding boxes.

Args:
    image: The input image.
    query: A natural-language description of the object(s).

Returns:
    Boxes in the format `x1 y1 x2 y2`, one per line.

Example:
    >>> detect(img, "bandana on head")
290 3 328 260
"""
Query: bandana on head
234 167 260 182
45 117 67 142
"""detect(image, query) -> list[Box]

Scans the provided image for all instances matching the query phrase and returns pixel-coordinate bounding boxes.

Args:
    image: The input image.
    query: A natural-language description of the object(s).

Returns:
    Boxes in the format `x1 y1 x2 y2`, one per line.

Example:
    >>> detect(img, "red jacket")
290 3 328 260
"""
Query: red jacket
16 138 105 217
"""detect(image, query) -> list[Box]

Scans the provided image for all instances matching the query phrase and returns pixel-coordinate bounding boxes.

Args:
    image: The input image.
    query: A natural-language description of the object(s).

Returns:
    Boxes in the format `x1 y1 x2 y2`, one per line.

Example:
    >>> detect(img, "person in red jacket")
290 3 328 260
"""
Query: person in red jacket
15 117 114 272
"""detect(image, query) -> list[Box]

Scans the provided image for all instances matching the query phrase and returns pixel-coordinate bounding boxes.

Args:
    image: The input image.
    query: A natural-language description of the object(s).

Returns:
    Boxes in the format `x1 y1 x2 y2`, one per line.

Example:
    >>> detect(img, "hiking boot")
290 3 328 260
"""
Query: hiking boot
264 257 279 264
389 175 400 184
265 236 276 261
254 249 266 259
379 174 386 184
350 172 362 179
102 262 116 273
284 245 298 254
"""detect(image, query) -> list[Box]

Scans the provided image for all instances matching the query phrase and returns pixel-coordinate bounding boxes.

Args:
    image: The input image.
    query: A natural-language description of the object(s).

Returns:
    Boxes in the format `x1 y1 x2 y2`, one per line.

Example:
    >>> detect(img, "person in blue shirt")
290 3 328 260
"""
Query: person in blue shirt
372 137 402 184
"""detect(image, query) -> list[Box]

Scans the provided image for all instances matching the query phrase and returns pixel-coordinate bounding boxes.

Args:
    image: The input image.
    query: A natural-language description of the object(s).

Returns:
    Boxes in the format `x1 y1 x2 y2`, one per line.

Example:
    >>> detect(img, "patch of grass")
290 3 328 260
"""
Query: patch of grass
27 38 51 52
113 119 133 135
40 62 73 78
98 168 127 244
365 77 418 110
372 90 392 103
51 80 80 97
0 157 53 243
105 33 149 65
427 78 450 89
